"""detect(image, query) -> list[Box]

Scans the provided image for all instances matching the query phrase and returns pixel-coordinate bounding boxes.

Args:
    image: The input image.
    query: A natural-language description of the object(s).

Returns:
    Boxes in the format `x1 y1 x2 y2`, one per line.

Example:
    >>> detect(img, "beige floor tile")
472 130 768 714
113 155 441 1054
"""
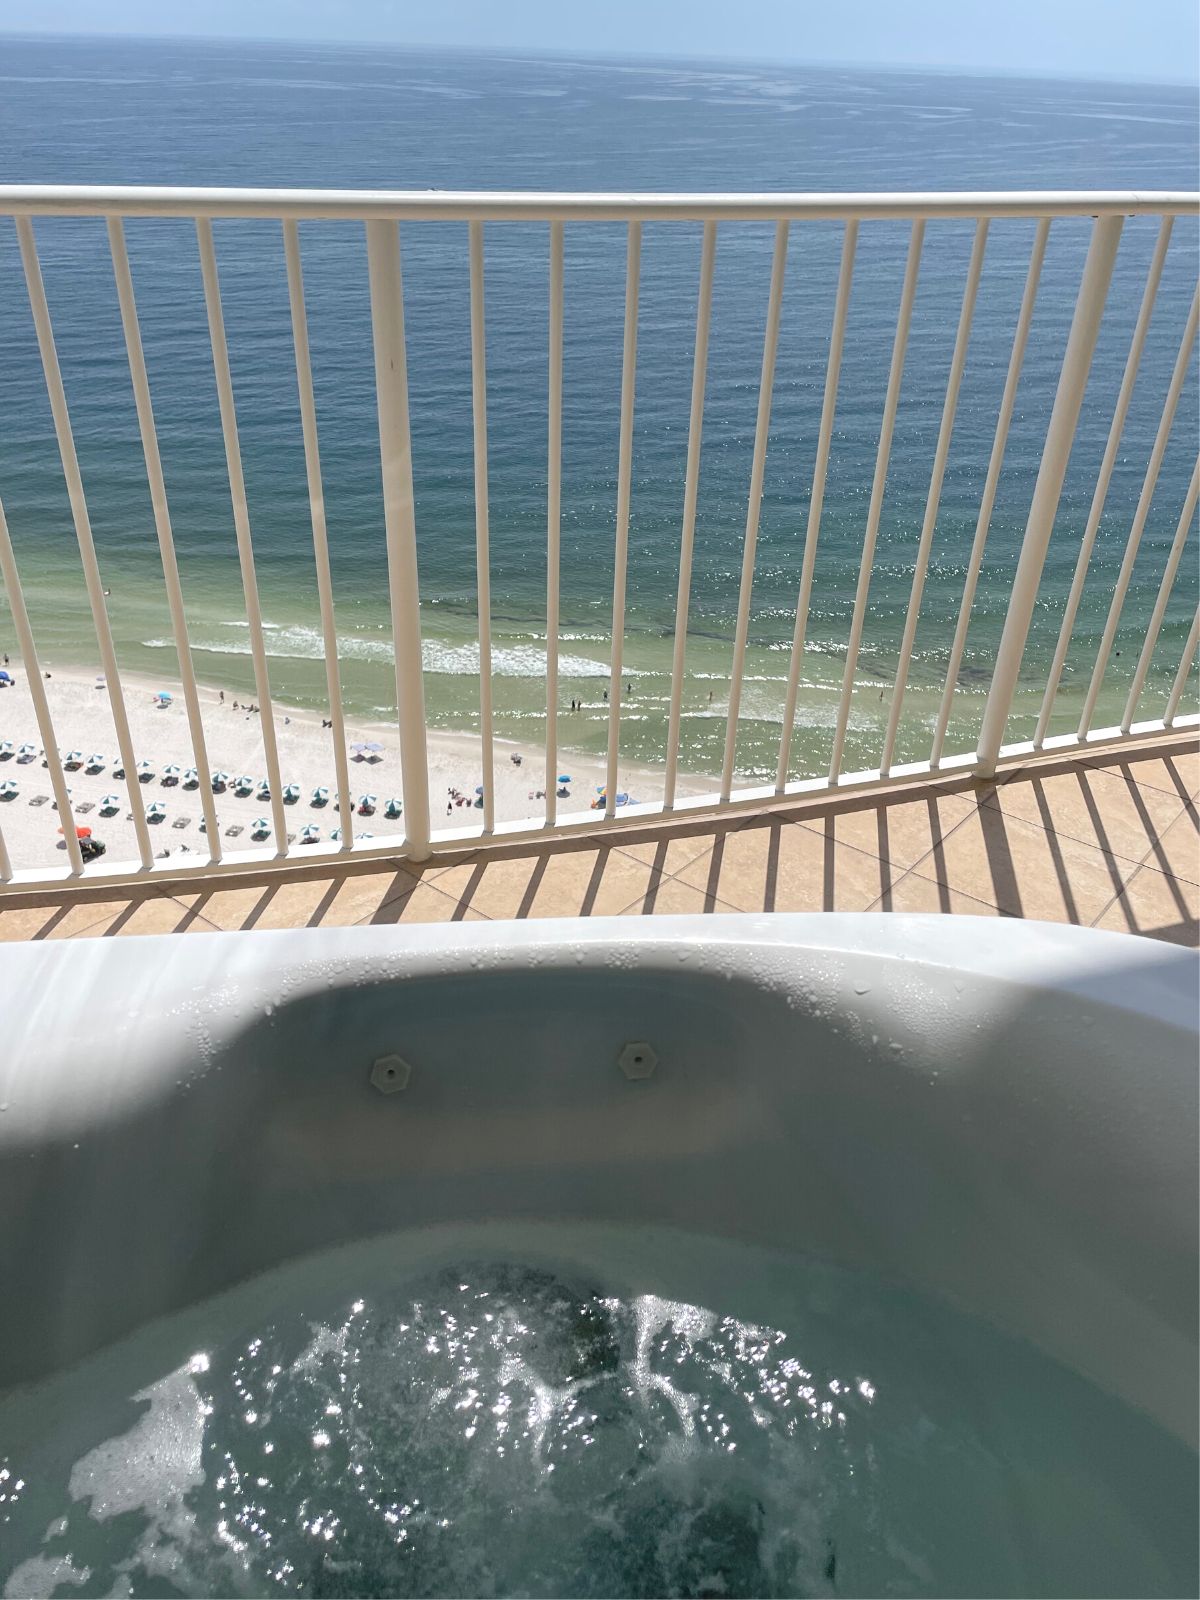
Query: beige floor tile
177 866 418 932
865 872 1006 918
787 787 979 870
0 899 76 940
982 763 1186 865
429 844 662 921
674 817 893 913
87 893 208 937
616 874 742 916
1143 807 1200 886
909 807 1135 924
0 892 182 940
1092 865 1199 946
356 881 487 924
614 824 726 873
1086 743 1199 800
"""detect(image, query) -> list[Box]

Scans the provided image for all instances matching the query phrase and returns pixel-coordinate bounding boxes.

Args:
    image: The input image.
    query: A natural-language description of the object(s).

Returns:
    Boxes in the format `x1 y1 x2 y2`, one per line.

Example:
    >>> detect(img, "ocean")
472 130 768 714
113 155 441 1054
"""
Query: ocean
0 36 1196 785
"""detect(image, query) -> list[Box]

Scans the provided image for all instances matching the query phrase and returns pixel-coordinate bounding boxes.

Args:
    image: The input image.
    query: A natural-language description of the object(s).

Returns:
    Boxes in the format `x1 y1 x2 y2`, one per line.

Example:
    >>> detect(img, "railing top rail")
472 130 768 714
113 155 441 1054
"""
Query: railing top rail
0 186 1196 222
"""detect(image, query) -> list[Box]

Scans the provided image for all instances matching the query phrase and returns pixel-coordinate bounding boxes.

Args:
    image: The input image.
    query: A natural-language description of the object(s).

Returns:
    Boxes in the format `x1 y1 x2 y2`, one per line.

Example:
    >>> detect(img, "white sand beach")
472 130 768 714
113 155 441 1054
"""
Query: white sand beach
0 661 715 871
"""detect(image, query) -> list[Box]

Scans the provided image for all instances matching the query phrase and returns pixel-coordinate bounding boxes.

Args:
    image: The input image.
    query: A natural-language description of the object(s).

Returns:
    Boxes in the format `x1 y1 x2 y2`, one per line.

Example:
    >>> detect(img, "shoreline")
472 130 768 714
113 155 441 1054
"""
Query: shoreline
0 658 716 871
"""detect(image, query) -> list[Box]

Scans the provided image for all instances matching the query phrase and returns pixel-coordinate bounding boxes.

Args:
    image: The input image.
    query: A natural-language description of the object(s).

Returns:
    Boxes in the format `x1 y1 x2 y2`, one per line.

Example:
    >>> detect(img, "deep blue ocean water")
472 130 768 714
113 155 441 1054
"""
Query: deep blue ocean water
0 37 1196 780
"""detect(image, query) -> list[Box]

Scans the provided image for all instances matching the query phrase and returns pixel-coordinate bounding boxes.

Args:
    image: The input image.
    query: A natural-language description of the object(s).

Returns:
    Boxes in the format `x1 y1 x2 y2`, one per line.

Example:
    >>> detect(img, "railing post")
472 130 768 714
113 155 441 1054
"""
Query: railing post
365 219 431 859
975 215 1123 777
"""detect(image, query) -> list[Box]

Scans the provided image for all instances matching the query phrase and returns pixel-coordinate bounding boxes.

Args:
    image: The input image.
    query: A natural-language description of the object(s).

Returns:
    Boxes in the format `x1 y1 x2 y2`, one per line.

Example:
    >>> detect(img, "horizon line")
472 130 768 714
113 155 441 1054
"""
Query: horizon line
2 29 1198 92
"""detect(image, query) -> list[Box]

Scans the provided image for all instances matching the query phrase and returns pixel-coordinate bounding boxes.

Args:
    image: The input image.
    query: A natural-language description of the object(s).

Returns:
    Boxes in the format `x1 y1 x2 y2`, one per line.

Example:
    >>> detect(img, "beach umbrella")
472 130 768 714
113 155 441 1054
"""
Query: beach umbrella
182 767 199 788
330 827 343 842
359 832 374 840
614 792 631 806
136 760 155 781
350 742 367 758
85 753 106 771
0 741 13 757
283 782 301 803
299 823 321 844
153 691 172 704
146 802 167 821
111 764 125 779
211 770 229 791
233 774 255 793
356 793 376 814
0 670 11 684
311 785 329 806
0 779 18 798
57 824 92 837
64 750 83 768
558 773 571 784
162 763 182 783
384 797 402 818
250 817 270 837
256 781 271 799
17 743 36 758
98 793 120 813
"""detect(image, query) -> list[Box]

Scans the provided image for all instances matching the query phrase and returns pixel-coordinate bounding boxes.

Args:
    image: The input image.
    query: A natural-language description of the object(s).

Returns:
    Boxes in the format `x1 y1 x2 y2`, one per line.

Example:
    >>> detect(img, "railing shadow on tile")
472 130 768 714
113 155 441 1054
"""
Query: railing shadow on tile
0 742 1193 945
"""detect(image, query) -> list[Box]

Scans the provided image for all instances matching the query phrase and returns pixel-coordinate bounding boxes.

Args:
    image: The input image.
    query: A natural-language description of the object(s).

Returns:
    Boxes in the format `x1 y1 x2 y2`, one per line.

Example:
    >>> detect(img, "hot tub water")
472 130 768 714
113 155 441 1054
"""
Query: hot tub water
1 1223 1193 1599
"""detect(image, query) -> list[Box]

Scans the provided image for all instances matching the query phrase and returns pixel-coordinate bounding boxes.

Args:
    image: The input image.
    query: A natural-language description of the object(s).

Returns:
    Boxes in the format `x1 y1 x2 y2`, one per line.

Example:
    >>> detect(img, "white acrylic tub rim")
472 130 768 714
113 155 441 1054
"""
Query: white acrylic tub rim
1 915 1196 1446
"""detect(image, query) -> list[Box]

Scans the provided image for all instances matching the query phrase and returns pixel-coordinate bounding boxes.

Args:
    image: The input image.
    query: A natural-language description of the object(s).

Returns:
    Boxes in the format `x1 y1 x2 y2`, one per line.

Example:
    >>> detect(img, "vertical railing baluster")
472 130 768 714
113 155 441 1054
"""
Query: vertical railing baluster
0 818 10 883
196 219 289 854
282 219 354 849
108 218 223 862
776 220 857 791
881 218 987 775
16 217 154 869
545 221 564 828
721 220 788 801
364 219 432 858
975 215 1124 775
1164 608 1199 726
663 221 717 810
931 218 1049 767
1075 284 1199 739
605 222 641 820
468 220 496 834
829 219 925 782
1121 458 1199 731
0 494 83 874
1034 218 1174 746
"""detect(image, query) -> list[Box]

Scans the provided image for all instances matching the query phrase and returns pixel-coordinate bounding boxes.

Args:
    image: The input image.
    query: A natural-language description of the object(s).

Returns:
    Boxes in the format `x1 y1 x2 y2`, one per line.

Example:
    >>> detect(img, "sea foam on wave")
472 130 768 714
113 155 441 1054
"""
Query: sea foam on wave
142 629 647 680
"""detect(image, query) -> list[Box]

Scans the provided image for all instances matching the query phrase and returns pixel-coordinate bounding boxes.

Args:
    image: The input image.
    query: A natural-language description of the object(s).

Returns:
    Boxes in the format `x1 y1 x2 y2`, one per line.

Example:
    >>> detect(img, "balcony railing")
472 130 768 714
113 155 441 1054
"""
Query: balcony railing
0 186 1196 889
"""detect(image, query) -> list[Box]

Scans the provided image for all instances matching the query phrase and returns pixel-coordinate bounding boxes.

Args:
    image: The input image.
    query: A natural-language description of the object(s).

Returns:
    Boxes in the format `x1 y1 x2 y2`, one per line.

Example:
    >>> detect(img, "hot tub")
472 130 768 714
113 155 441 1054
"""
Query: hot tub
0 915 1196 1598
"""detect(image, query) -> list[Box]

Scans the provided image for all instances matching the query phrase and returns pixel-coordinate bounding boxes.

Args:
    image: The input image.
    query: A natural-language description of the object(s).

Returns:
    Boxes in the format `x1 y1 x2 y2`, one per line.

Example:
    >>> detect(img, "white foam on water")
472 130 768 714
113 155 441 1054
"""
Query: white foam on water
1 1228 1189 1598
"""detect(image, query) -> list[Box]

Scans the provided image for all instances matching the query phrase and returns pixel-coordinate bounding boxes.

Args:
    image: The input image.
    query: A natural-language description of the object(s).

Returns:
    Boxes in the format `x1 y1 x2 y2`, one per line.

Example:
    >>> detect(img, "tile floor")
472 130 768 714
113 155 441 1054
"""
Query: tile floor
1 733 1196 947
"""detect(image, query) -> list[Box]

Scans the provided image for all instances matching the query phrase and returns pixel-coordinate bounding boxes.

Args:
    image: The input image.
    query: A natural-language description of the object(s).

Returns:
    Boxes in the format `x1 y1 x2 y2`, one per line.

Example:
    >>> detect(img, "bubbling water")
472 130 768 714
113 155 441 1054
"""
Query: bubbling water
0 1232 1194 1598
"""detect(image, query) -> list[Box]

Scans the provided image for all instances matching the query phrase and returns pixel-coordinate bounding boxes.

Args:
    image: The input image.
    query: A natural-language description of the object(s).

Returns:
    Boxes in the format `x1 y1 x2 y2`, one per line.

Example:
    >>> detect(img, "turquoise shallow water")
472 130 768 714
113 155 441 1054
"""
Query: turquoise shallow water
0 40 1196 781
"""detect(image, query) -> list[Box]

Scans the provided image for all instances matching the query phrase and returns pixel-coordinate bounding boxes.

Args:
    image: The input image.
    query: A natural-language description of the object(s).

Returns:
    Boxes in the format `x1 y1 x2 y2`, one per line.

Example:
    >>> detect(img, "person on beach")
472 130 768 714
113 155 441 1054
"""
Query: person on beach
219 690 224 703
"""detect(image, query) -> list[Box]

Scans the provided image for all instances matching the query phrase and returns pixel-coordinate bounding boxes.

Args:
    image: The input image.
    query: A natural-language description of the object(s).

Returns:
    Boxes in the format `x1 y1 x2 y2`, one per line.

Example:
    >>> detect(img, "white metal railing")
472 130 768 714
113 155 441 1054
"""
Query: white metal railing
0 186 1195 891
